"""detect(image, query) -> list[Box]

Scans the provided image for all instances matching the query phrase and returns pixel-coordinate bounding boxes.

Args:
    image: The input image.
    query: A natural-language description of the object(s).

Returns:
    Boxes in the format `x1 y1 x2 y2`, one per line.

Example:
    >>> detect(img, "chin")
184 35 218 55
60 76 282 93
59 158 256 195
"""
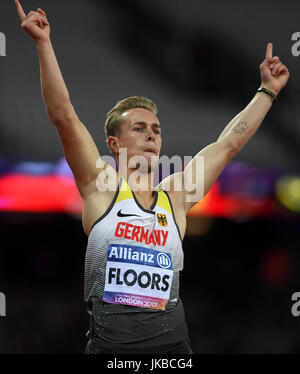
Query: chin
146 154 159 170
127 153 159 173
137 162 157 174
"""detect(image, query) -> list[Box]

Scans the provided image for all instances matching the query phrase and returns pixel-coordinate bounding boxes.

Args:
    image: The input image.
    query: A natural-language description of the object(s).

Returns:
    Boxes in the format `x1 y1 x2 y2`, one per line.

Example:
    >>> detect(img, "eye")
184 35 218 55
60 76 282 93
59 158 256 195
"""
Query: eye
134 127 142 132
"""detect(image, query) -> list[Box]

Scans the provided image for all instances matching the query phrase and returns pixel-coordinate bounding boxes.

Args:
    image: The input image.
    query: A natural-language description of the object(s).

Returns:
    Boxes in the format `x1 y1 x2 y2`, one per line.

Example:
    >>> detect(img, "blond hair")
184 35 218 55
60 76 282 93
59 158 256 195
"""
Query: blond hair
104 96 158 142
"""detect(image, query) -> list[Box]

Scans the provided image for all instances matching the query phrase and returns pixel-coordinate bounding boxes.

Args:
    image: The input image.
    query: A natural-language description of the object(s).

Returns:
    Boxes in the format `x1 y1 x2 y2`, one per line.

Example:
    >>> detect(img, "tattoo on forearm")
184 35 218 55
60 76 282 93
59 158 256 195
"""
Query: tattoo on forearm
231 121 248 135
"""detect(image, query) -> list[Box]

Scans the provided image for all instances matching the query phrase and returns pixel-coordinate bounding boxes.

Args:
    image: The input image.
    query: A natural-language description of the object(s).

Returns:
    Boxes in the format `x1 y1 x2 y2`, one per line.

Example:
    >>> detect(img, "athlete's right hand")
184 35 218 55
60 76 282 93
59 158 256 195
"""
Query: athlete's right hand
15 0 50 43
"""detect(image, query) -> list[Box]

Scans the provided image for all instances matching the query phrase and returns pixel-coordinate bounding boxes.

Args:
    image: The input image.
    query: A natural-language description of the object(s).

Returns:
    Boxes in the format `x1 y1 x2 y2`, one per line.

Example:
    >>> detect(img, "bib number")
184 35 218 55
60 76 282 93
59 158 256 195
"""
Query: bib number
103 244 173 310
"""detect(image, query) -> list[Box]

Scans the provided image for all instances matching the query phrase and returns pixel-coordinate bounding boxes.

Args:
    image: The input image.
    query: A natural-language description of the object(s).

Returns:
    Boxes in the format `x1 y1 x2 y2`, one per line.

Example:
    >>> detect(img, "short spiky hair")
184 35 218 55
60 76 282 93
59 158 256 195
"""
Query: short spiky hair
104 96 158 141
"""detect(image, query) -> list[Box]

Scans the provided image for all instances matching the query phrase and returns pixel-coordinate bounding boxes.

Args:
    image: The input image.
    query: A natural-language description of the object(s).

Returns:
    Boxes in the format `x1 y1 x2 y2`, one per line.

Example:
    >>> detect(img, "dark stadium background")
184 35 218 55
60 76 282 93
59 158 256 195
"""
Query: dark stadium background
1 0 300 353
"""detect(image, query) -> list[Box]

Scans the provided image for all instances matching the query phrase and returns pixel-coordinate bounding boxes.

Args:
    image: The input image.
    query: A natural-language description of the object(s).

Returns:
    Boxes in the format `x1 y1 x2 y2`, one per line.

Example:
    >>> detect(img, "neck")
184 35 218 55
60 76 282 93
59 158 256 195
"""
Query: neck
119 168 155 197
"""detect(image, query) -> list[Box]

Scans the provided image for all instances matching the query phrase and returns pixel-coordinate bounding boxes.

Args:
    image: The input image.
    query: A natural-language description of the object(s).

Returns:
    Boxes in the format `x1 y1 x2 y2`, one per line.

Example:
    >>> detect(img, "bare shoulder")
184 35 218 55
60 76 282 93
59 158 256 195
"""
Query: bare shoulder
157 172 182 191
81 165 120 236
157 170 201 215
157 172 185 210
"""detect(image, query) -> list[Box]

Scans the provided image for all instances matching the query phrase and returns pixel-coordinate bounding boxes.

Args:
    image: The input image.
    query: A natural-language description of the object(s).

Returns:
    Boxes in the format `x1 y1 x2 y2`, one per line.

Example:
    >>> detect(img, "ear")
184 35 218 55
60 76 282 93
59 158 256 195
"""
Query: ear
107 136 119 156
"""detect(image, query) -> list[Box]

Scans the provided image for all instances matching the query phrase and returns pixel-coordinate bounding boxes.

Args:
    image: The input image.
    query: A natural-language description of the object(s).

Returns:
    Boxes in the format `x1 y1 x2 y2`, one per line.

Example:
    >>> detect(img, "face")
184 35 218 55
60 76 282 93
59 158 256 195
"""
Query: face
109 108 162 172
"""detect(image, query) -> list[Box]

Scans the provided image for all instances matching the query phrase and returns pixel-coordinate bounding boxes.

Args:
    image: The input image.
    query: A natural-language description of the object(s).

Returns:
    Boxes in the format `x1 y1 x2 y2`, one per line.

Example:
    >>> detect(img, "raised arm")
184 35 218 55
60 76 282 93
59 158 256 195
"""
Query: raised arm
216 43 288 143
14 0 115 198
159 43 289 213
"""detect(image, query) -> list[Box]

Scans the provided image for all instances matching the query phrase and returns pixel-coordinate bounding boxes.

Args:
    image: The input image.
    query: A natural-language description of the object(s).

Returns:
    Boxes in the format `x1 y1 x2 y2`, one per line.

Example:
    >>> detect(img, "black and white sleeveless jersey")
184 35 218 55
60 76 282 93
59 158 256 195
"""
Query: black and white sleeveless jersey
84 177 189 347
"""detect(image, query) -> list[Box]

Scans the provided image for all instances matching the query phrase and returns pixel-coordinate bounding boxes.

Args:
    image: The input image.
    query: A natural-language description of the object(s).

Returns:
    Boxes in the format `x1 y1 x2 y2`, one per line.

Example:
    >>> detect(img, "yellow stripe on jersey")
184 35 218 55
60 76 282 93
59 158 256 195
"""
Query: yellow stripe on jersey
115 178 133 203
115 178 173 215
156 190 172 215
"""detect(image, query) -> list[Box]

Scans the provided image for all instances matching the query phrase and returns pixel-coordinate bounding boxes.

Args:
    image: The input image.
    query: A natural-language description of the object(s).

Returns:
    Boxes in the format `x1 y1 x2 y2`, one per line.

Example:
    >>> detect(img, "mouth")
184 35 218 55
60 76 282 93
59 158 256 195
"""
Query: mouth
144 148 156 154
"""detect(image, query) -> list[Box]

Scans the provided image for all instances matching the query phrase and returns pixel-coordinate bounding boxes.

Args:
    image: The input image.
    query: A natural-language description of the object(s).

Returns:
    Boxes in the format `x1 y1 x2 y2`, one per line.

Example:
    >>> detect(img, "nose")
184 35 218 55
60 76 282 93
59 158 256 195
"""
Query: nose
146 127 156 142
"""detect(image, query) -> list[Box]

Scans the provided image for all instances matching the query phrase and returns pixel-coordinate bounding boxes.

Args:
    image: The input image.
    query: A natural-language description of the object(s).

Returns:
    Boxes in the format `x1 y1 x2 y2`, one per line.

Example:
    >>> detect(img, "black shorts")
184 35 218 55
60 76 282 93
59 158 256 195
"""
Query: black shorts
84 339 193 354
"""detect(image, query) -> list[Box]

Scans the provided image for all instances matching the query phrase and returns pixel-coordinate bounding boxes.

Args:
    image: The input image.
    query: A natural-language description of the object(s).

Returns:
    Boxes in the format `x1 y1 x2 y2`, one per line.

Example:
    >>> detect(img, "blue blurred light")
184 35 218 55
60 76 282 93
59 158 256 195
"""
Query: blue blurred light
10 161 55 175
54 158 73 179
219 162 279 198
0 158 11 175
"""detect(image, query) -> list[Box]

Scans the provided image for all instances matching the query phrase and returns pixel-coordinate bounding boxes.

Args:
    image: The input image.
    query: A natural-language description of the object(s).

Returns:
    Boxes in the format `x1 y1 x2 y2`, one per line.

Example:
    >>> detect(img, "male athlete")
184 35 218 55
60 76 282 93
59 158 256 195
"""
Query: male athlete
15 0 289 354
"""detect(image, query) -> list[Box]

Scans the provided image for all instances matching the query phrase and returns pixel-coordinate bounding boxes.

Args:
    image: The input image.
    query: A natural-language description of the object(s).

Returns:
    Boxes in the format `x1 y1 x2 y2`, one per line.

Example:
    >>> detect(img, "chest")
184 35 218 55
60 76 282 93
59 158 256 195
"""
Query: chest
86 192 185 278
100 201 178 249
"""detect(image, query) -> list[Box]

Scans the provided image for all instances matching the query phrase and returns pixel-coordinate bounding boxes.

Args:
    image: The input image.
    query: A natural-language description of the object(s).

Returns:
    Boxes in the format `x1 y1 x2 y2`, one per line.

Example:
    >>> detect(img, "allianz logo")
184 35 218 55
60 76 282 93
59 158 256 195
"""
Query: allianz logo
109 246 172 269
157 252 172 269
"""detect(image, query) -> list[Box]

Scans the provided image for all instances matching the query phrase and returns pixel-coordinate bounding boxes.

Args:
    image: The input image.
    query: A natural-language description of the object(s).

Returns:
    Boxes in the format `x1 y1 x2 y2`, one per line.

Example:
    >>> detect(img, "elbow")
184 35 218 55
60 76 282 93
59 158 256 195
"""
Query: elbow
229 138 243 154
218 136 243 158
228 142 243 158
49 114 74 128
229 145 240 159
48 106 77 127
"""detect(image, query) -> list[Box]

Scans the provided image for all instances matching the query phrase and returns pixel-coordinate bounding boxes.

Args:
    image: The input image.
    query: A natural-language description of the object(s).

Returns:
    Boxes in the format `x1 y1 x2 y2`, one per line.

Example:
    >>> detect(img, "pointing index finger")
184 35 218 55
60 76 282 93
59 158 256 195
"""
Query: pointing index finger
15 0 26 22
266 42 273 59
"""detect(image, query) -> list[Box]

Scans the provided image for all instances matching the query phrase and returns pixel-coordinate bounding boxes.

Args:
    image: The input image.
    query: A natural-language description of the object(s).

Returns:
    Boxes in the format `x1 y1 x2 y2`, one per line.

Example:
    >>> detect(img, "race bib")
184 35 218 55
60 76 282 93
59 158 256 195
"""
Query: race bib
103 244 173 310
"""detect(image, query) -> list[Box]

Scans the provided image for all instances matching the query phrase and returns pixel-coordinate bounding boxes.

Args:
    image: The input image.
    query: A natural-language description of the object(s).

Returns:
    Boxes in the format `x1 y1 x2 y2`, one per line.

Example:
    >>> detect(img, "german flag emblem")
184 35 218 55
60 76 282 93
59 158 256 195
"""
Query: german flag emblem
157 213 168 227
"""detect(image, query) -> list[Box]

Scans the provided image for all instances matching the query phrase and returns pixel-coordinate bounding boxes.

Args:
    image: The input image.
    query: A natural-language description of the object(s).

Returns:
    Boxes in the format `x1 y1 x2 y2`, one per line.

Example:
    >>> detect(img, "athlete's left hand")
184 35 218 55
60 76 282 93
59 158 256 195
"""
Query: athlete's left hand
259 42 289 96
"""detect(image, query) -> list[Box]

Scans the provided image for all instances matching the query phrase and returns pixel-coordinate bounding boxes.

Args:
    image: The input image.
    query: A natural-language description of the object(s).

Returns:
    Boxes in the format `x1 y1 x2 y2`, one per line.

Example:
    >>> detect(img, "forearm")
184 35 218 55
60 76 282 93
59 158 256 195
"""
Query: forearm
217 110 244 141
217 90 273 151
37 38 74 123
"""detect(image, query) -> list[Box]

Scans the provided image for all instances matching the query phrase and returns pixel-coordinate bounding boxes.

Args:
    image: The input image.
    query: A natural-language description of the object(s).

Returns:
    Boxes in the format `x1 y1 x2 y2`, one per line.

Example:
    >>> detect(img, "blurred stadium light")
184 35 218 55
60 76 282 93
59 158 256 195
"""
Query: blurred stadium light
1 158 300 219
276 176 300 213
